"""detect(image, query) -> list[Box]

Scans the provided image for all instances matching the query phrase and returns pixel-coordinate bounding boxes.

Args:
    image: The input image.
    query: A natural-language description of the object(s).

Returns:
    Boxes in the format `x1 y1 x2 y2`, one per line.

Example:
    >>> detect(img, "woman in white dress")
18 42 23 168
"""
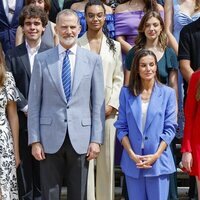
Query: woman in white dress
0 48 20 200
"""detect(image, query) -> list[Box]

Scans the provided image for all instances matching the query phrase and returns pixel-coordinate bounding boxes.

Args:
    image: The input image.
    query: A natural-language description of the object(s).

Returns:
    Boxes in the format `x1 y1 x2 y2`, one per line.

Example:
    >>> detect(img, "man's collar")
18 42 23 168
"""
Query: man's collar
58 43 77 55
25 39 41 54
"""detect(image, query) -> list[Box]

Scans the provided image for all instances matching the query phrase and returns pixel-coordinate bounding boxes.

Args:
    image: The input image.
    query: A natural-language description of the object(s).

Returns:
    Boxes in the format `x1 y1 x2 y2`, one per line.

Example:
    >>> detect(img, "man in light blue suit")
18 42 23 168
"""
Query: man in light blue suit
28 9 105 200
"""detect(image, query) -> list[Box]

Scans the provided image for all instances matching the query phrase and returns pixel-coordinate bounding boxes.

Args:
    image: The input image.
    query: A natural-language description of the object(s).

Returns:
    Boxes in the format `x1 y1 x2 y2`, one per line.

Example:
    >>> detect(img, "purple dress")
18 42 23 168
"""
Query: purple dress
115 10 164 46
115 11 145 47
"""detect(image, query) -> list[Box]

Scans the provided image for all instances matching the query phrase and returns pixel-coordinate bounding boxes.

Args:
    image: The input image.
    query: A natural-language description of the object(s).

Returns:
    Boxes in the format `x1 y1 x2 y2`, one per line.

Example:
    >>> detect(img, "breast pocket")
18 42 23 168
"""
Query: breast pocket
81 118 91 127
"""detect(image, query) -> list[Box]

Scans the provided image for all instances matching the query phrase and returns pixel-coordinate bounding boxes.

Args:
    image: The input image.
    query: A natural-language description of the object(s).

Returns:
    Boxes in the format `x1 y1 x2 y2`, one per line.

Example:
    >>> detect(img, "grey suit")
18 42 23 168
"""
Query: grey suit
28 45 105 199
6 42 50 199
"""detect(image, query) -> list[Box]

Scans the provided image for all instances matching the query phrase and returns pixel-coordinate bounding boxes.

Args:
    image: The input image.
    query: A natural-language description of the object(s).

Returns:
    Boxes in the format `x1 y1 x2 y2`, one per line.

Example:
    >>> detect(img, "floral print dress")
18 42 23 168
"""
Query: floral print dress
0 72 19 200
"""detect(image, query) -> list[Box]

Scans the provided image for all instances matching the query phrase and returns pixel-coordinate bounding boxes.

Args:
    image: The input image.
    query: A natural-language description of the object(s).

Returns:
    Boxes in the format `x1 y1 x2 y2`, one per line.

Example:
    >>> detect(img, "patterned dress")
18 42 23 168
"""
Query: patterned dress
0 72 19 200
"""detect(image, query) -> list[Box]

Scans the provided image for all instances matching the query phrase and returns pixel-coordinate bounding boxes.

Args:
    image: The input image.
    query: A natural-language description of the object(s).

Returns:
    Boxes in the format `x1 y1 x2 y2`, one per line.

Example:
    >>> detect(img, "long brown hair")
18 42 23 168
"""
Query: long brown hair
128 49 159 96
134 11 167 52
0 46 6 87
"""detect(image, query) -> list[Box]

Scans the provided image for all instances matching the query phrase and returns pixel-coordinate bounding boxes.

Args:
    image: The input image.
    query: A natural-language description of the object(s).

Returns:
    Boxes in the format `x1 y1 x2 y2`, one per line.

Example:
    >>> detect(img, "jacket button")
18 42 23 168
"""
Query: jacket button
67 106 69 109
145 136 148 140
64 119 67 122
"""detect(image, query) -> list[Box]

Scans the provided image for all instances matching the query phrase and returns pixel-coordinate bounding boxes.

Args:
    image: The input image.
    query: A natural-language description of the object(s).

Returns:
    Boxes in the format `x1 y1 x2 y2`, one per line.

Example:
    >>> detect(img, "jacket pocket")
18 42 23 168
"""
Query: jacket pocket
81 118 91 126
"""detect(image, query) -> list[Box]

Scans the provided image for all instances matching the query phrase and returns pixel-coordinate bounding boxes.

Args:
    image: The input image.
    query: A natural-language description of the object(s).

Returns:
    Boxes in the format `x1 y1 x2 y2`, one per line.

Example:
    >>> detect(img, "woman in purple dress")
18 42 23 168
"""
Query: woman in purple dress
115 0 164 56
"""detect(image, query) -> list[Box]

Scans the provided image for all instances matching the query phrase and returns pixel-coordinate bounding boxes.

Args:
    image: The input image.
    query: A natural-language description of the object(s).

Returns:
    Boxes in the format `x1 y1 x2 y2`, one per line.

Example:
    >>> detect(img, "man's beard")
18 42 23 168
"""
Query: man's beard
59 35 77 47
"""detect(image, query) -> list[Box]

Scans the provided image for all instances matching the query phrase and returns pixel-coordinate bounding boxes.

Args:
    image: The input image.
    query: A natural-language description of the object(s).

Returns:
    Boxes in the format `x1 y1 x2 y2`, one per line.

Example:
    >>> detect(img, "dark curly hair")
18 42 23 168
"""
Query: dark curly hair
26 0 51 13
19 5 48 28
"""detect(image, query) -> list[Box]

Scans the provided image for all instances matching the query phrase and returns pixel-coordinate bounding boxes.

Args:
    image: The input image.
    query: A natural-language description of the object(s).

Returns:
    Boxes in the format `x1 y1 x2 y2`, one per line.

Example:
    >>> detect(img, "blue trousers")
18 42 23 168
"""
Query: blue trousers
125 174 169 200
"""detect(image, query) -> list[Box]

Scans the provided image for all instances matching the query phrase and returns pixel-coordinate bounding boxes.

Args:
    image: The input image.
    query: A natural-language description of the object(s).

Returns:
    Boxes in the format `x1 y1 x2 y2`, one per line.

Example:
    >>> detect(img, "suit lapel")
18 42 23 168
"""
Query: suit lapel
53 0 61 11
72 47 88 96
19 42 49 78
128 95 142 134
0 0 9 24
11 0 24 25
78 33 91 50
99 34 108 57
63 0 71 9
144 83 162 132
46 47 67 103
38 42 49 53
18 43 31 78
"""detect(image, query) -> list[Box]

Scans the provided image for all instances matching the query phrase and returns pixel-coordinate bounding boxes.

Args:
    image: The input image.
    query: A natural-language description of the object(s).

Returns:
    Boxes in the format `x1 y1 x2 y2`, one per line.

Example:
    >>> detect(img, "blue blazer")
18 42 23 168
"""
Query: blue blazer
0 0 24 53
114 83 177 178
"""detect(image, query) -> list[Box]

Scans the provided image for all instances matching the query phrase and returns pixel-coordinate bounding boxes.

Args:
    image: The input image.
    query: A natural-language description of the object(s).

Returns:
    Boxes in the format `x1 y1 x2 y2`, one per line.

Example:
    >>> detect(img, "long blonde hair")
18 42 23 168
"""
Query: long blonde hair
0 46 6 87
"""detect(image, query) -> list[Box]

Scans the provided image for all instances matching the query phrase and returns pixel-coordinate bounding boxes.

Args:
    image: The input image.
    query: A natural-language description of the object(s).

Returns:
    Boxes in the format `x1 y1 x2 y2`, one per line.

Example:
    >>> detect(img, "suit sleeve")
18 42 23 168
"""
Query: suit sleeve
114 87 129 142
181 73 199 152
107 42 124 110
160 89 177 145
5 53 28 110
28 55 43 145
90 56 105 144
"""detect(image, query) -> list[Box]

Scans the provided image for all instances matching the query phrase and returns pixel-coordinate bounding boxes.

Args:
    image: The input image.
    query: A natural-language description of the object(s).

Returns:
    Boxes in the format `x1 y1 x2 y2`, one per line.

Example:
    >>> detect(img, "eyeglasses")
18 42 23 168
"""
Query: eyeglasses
87 12 105 20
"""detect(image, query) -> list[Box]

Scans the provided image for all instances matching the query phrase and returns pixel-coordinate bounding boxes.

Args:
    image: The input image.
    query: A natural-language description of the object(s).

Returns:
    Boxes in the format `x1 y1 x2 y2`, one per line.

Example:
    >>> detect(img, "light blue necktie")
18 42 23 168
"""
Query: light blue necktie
62 49 71 101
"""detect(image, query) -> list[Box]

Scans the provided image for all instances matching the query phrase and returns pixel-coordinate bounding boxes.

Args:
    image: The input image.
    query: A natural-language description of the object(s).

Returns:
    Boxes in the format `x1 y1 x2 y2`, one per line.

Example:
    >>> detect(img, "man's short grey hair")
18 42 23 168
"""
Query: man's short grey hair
56 9 80 25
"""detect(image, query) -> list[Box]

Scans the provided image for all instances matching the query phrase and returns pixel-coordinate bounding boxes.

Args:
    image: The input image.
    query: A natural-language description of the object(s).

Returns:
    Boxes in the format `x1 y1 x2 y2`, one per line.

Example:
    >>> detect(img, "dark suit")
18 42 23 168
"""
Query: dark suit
0 0 24 54
49 0 80 23
6 42 50 200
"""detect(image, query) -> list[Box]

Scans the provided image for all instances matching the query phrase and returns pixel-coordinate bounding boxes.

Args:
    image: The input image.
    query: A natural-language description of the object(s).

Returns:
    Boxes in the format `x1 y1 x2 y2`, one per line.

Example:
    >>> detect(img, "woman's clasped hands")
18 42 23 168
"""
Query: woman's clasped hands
128 150 159 169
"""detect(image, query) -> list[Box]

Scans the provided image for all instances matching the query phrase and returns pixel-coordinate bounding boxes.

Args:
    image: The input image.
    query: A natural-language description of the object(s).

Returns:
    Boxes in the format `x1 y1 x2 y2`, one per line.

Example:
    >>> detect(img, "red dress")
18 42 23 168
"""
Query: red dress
181 70 200 179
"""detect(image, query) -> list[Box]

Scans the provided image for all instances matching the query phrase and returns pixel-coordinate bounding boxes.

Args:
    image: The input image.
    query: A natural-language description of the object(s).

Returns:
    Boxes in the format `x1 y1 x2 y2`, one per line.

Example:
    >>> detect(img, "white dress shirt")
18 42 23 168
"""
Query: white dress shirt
26 40 41 73
141 99 149 149
2 0 16 23
21 40 41 113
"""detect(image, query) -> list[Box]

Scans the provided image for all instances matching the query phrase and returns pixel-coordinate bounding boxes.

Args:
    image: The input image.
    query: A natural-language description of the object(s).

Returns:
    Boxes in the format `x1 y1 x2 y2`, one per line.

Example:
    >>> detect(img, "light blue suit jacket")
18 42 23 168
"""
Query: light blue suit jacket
114 83 177 178
28 45 105 154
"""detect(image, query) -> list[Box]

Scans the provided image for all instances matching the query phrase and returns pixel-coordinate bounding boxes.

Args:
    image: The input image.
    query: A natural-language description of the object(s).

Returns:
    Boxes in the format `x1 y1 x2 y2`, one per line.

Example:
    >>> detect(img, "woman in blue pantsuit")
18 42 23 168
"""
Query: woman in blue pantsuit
114 49 177 200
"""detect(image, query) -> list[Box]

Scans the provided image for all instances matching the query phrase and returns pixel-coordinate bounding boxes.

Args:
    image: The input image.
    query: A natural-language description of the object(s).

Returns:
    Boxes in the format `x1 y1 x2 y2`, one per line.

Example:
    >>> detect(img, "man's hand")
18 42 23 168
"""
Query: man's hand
32 142 46 161
24 111 28 117
105 105 116 117
86 142 101 161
